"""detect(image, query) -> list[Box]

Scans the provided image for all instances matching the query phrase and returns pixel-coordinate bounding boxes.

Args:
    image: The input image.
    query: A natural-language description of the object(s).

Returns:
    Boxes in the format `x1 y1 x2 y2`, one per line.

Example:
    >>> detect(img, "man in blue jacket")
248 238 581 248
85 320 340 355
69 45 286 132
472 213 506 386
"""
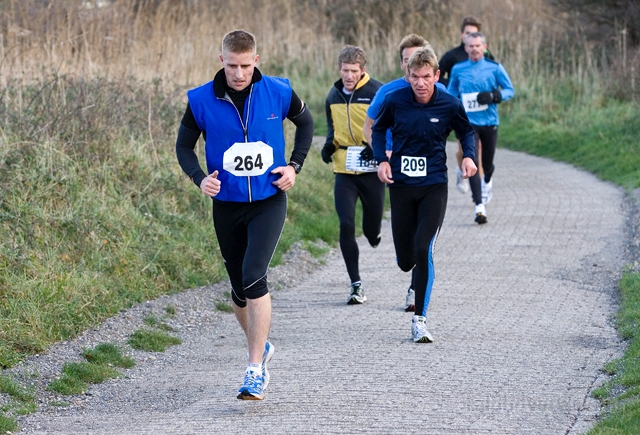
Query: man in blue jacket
372 47 477 343
175 30 314 400
448 32 515 224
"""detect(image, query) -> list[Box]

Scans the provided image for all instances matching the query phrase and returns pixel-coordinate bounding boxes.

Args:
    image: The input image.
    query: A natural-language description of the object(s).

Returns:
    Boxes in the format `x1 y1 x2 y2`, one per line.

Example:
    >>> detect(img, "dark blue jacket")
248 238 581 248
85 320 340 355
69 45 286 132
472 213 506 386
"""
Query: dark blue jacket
188 69 292 202
372 86 475 187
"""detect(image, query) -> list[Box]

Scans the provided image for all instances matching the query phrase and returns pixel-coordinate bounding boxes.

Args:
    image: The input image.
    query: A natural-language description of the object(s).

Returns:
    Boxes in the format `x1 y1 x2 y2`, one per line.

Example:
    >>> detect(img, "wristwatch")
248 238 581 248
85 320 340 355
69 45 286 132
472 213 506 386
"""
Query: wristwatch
288 161 301 174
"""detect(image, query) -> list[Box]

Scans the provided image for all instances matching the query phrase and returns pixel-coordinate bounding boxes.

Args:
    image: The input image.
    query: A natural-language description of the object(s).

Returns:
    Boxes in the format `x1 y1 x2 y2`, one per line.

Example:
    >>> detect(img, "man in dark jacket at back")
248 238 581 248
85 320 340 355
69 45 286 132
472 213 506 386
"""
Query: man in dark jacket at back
438 15 494 195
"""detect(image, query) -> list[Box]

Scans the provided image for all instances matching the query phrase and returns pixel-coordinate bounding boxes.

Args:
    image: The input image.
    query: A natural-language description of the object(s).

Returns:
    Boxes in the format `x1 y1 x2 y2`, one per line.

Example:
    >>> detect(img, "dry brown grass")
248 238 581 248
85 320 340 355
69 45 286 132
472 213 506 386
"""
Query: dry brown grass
0 0 613 86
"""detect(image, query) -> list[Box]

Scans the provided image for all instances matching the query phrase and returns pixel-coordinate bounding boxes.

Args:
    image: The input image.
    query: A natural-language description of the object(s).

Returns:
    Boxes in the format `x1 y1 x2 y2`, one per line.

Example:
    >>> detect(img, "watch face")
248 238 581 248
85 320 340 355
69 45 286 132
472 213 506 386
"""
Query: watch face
289 162 301 174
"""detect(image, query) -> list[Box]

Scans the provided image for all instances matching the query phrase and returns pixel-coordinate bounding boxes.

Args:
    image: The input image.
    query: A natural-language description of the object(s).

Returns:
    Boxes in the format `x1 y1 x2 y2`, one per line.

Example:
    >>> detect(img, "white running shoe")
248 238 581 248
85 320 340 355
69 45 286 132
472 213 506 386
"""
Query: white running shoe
411 315 433 343
455 166 470 194
262 341 274 391
347 283 367 304
474 203 488 225
481 178 493 204
404 287 415 312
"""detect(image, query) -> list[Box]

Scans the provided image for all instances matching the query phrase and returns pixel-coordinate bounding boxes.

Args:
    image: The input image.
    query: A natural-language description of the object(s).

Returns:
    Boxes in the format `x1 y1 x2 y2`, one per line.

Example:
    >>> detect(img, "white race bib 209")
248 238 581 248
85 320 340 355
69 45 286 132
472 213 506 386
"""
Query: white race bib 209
223 141 274 177
462 92 488 113
400 156 427 177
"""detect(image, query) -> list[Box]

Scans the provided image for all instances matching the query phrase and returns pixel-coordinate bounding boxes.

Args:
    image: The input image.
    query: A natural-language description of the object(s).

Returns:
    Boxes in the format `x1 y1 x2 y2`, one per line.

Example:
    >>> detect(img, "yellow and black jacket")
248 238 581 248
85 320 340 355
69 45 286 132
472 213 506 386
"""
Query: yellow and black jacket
324 73 382 174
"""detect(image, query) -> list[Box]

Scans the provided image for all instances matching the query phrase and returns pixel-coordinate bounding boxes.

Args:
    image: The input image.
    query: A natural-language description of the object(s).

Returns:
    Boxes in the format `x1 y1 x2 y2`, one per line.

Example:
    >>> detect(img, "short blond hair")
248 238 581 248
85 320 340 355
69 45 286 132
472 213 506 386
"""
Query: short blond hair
407 47 439 73
222 30 256 55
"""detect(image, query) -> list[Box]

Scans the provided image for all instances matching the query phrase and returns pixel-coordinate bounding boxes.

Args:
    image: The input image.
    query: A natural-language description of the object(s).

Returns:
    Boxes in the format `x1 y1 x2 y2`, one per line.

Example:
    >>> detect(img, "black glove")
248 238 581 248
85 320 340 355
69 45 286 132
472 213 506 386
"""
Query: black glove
477 90 502 105
321 143 335 163
360 143 374 161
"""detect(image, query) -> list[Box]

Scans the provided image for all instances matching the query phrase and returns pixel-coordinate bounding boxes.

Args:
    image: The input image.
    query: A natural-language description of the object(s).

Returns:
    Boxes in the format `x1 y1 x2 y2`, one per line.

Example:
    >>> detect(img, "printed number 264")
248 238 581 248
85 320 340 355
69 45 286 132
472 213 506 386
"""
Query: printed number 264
234 154 264 171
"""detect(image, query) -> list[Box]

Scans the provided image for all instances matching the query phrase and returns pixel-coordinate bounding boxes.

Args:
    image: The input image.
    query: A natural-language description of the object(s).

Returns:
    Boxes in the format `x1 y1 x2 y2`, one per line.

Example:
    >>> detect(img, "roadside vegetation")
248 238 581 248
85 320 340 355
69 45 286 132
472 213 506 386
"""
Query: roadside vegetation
47 343 134 395
500 97 640 434
0 0 639 432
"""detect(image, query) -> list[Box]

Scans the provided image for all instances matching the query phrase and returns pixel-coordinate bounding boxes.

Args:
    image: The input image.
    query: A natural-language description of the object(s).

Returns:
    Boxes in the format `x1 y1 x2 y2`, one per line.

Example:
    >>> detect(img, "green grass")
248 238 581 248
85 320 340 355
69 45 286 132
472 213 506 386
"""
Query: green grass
500 92 640 433
82 343 135 368
215 301 234 313
584 272 640 434
62 362 121 385
0 375 34 403
0 414 17 433
500 98 640 191
0 74 337 368
128 329 182 352
0 374 36 428
47 376 87 396
47 343 135 395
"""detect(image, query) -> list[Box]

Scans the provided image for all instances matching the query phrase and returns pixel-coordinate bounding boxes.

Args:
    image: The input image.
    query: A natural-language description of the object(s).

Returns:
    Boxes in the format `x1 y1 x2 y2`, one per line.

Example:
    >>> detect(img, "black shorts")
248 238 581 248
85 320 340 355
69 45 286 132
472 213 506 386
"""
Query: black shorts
212 190 287 306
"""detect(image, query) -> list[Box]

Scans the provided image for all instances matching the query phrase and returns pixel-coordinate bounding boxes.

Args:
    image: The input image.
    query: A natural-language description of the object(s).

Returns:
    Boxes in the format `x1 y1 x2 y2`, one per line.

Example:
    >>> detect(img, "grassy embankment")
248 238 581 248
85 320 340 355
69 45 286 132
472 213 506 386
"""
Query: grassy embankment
0 74 339 368
500 85 640 434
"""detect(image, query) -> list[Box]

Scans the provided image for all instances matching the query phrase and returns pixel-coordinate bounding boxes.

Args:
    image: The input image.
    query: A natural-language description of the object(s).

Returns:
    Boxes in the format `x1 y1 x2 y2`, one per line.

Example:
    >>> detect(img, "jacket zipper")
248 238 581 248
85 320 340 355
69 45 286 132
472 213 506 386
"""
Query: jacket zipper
339 91 358 146
220 85 254 202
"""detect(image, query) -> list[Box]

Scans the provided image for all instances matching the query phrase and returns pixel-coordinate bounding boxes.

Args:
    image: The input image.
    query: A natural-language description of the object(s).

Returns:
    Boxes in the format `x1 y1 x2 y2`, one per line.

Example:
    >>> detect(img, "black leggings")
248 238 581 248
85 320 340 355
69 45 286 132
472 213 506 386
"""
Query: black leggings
389 184 447 317
334 172 385 283
212 190 287 307
469 125 498 205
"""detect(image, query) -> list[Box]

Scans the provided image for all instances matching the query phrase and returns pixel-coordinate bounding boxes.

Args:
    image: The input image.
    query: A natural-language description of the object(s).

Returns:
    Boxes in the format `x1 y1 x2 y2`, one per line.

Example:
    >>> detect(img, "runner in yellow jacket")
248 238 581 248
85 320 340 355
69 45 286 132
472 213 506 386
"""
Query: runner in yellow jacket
321 45 384 305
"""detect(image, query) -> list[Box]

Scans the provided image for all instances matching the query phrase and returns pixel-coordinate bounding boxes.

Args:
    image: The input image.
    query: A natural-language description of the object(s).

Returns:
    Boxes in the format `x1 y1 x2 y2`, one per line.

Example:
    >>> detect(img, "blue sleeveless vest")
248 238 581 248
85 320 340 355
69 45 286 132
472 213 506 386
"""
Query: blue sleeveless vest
188 74 292 202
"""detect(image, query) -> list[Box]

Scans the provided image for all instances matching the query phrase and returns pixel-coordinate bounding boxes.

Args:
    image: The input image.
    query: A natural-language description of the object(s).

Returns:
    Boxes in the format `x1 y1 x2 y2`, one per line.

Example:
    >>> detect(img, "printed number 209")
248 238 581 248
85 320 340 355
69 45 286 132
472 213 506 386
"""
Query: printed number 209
402 157 426 172
400 156 427 177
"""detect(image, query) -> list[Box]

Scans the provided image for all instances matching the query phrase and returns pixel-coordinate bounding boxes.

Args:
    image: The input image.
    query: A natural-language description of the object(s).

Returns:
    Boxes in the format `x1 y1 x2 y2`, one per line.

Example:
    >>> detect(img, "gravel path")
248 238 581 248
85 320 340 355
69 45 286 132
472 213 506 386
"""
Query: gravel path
8 141 638 434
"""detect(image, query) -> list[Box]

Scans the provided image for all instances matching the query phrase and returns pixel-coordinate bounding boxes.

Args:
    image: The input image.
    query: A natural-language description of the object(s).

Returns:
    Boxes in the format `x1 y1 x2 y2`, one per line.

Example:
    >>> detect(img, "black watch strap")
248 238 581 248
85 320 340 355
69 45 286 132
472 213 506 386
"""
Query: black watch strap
288 161 301 174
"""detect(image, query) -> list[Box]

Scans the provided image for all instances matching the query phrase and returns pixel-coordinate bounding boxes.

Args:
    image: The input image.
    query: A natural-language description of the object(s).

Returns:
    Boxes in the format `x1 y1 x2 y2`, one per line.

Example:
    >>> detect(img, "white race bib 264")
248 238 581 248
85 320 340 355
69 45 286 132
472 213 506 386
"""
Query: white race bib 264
223 141 274 177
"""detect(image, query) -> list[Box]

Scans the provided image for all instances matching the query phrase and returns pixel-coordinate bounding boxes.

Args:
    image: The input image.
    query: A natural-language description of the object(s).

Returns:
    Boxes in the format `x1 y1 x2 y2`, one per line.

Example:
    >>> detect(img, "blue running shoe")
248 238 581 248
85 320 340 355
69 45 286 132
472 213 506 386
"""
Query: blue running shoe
262 341 274 391
237 370 265 400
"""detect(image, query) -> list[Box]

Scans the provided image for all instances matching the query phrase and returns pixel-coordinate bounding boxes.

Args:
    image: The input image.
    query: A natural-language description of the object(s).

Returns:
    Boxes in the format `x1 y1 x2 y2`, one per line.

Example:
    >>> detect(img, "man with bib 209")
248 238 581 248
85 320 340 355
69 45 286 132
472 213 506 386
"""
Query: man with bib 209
175 30 314 400
372 47 477 343
447 32 514 225
321 45 384 305
362 33 448 313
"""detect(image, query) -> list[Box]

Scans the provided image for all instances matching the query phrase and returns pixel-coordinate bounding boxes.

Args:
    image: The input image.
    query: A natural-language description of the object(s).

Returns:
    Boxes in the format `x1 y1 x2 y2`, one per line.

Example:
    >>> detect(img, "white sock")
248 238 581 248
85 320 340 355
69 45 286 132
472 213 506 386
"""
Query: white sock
246 363 261 374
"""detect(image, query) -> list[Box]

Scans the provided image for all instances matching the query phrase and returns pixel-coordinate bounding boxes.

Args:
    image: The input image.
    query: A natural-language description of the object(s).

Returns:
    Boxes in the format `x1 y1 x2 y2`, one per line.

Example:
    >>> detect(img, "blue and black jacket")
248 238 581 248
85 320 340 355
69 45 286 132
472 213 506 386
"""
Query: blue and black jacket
372 86 476 187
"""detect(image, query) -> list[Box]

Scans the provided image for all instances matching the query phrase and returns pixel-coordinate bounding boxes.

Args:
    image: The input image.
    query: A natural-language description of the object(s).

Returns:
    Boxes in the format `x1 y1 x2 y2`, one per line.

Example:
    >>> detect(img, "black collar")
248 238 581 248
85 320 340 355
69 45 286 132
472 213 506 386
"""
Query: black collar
213 67 263 98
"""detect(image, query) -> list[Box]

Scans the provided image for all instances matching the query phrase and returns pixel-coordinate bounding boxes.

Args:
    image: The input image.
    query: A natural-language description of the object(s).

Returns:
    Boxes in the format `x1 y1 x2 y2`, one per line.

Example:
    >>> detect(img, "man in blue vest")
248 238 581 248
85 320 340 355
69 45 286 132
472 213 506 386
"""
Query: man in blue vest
175 29 314 400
